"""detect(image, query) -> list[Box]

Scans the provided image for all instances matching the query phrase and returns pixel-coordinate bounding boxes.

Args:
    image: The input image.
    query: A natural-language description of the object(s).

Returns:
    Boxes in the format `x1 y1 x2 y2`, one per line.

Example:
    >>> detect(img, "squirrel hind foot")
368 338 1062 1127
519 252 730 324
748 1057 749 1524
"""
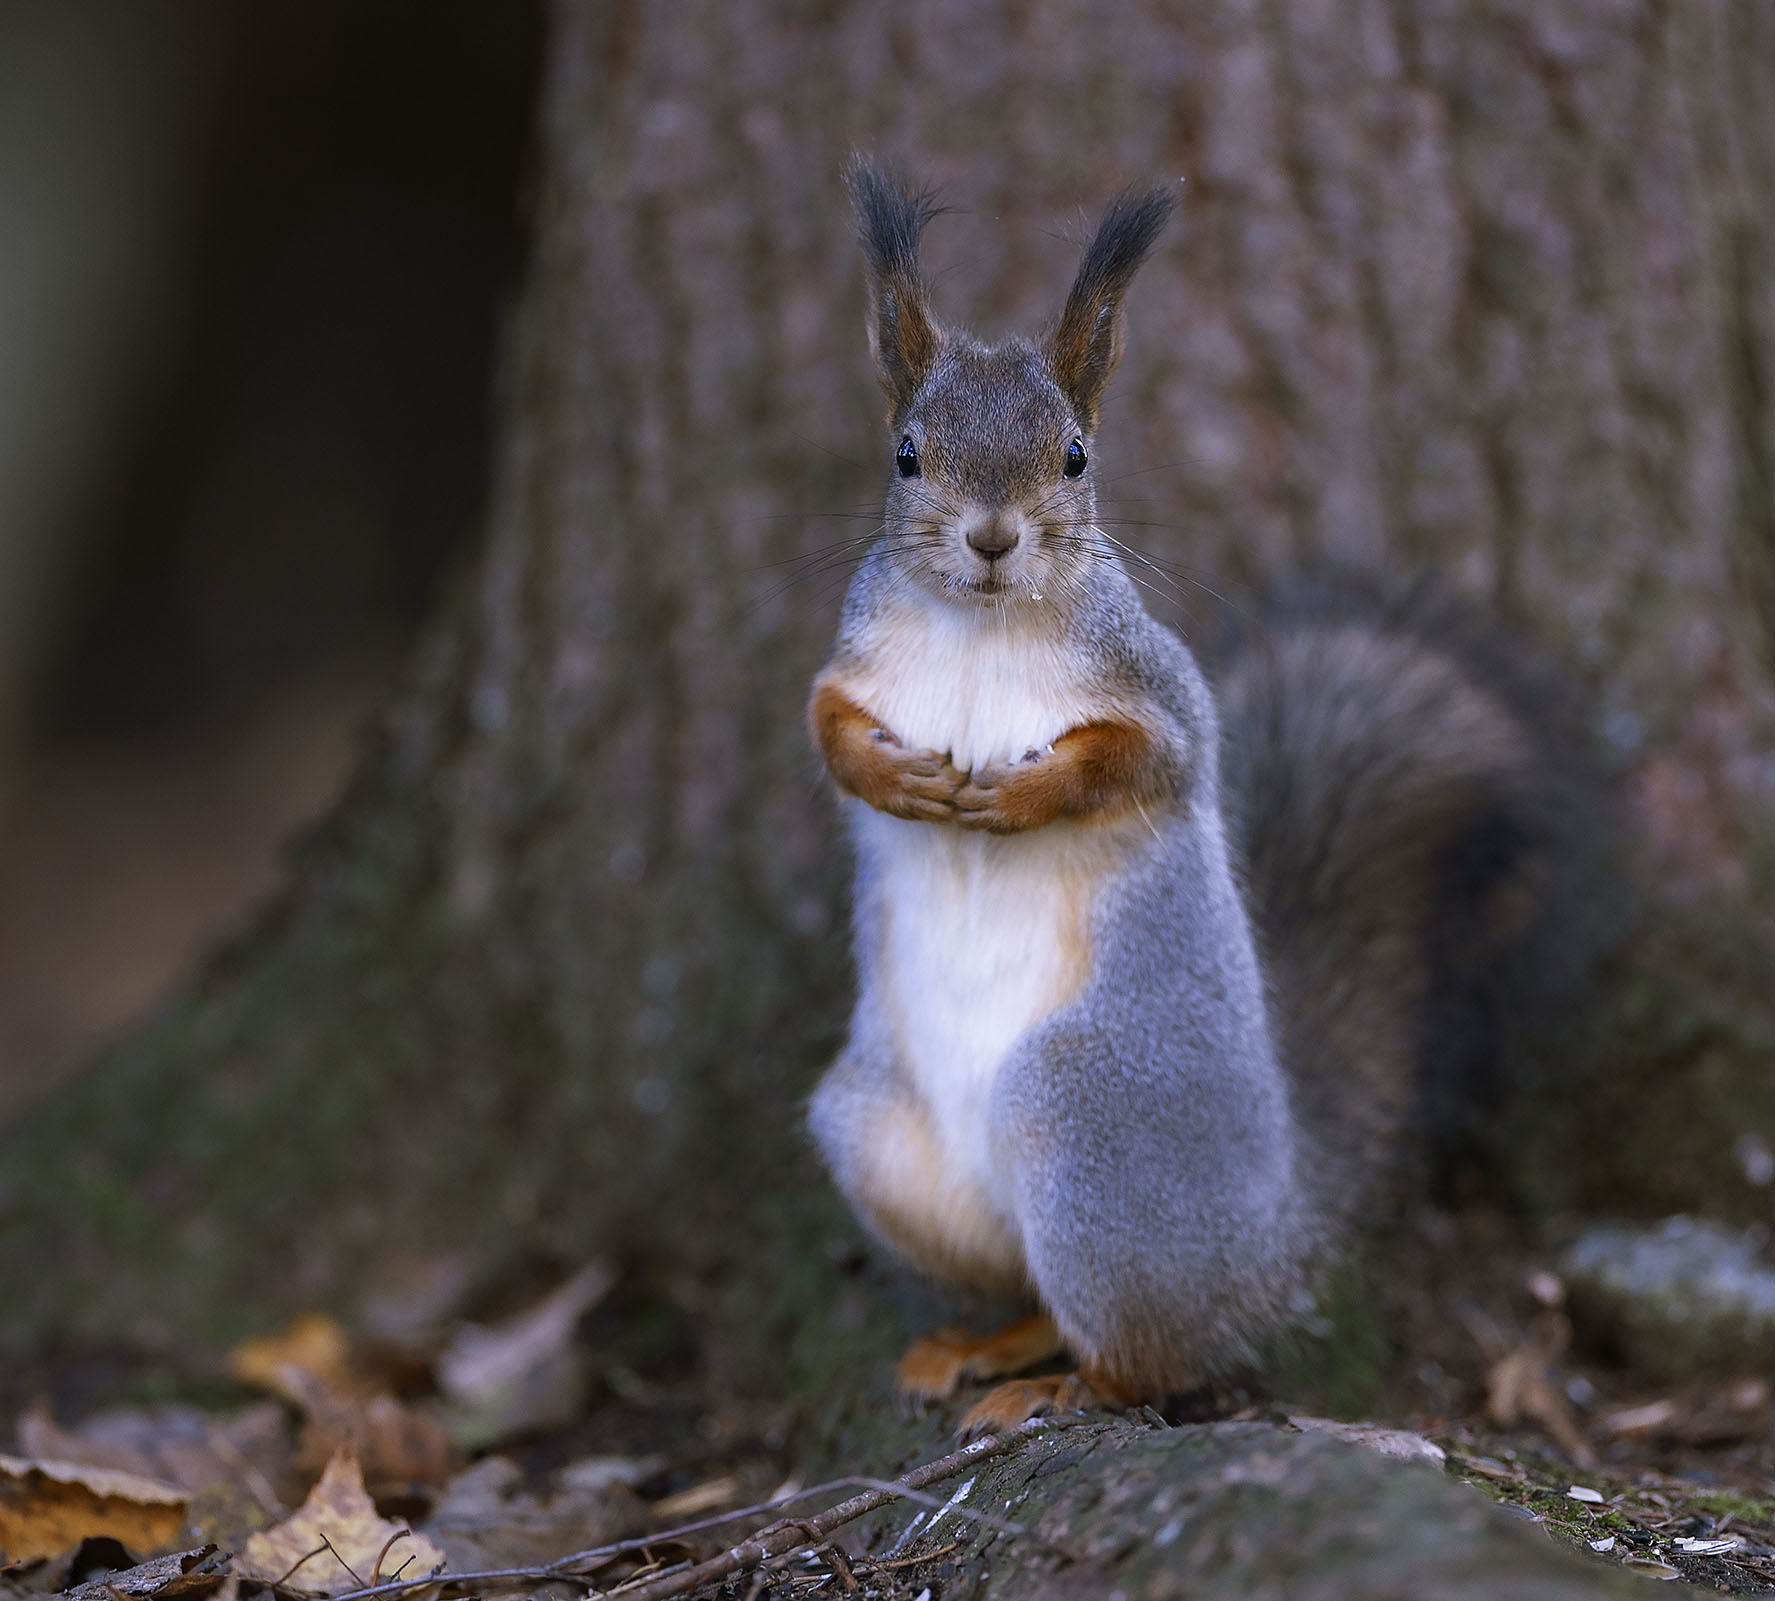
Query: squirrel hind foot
955 1355 1159 1437
956 1373 1101 1437
895 1311 1064 1401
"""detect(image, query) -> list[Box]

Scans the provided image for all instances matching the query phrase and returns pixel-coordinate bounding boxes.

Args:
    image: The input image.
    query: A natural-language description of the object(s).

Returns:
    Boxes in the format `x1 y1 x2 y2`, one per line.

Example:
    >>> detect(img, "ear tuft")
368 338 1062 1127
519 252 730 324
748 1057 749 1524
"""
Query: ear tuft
844 154 944 420
1049 184 1176 431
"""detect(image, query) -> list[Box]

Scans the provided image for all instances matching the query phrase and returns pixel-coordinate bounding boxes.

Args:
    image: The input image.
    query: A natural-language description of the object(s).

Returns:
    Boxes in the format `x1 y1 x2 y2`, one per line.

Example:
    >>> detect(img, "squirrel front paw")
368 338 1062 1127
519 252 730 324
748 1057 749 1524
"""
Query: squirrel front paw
954 748 1062 833
811 682 962 822
853 731 964 822
954 721 1160 833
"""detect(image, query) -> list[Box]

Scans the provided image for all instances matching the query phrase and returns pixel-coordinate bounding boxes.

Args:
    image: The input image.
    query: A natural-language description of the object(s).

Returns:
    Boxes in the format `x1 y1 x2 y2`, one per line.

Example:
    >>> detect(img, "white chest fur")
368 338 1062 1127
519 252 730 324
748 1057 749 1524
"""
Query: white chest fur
846 599 1113 1213
847 597 1094 773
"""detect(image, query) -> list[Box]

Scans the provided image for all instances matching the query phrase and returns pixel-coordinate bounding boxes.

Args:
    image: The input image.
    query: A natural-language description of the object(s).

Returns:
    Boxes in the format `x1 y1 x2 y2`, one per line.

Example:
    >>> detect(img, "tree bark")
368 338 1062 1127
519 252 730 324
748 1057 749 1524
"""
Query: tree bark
0 8 1771 1589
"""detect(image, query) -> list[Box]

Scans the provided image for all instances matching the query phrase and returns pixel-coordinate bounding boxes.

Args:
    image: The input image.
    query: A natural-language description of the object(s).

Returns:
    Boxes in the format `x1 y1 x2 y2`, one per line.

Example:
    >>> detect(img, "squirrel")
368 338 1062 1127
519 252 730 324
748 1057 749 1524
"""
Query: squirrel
807 157 1606 1432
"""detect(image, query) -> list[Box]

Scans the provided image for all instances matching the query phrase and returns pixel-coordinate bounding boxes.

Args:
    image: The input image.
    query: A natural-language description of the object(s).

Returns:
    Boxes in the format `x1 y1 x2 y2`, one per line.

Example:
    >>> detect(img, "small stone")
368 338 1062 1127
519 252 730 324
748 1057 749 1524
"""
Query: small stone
1562 1216 1775 1377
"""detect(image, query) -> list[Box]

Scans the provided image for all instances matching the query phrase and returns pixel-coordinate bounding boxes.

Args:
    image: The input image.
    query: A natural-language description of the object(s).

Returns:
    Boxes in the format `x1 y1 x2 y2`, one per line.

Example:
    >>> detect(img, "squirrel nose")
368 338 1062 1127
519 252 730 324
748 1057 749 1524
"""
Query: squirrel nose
966 513 1021 559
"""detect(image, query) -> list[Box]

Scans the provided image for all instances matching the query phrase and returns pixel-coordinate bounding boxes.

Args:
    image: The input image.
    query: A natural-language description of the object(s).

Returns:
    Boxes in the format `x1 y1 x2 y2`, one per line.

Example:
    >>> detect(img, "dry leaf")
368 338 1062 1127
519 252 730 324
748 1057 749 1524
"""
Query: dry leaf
649 1477 740 1520
421 1457 646 1572
280 1373 456 1493
18 1401 288 1507
1599 1399 1676 1437
240 1451 444 1597
1486 1348 1594 1468
0 1454 185 1563
436 1263 614 1449
357 1256 477 1351
63 1543 231 1601
230 1313 363 1403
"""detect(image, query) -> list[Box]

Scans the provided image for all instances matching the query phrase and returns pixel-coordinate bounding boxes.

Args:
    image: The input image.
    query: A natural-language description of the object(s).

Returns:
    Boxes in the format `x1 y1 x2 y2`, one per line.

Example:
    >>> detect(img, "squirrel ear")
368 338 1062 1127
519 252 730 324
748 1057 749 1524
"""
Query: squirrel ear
1049 185 1176 432
845 155 944 421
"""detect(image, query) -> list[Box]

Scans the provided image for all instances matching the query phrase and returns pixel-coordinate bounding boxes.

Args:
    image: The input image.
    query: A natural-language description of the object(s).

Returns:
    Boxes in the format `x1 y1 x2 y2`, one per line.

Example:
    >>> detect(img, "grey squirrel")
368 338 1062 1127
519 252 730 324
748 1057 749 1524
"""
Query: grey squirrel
808 157 1603 1431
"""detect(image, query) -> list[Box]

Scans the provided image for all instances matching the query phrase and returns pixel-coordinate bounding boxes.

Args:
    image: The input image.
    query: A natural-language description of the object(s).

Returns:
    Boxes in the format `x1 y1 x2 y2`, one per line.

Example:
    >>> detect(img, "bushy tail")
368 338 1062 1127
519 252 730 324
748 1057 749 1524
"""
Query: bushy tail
1207 581 1620 1221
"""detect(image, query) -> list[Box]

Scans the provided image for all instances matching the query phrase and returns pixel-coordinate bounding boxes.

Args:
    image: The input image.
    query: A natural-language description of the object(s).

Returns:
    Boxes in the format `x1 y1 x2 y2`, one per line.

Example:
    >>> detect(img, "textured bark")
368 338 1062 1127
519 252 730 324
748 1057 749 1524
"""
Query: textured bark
0 0 1772 1463
845 1421 1663 1600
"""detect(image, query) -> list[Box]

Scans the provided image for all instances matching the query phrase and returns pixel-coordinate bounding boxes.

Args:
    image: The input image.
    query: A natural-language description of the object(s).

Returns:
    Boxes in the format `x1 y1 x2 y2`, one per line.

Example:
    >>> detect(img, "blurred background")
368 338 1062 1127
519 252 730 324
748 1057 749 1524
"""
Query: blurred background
0 1 541 1112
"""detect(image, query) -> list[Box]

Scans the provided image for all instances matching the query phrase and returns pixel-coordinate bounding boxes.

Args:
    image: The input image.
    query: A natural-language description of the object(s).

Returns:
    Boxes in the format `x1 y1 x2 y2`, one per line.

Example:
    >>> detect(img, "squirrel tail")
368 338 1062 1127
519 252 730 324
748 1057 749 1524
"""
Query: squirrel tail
1208 578 1621 1222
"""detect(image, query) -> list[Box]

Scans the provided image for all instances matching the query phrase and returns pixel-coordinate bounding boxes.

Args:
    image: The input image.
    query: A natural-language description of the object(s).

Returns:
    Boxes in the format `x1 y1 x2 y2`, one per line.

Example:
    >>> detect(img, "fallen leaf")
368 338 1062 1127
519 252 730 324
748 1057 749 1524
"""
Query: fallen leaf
63 1544 231 1601
280 1373 456 1494
649 1477 741 1520
0 1455 185 1563
1599 1399 1676 1437
421 1457 646 1572
1486 1348 1595 1468
357 1256 477 1352
230 1314 363 1404
239 1451 444 1597
435 1263 615 1449
17 1402 288 1507
554 1456 664 1494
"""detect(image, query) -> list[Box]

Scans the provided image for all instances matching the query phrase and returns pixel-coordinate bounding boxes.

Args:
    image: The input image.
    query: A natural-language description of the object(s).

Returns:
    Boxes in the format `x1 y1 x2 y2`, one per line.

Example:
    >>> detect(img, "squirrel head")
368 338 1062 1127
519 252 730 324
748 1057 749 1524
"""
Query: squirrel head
845 156 1175 608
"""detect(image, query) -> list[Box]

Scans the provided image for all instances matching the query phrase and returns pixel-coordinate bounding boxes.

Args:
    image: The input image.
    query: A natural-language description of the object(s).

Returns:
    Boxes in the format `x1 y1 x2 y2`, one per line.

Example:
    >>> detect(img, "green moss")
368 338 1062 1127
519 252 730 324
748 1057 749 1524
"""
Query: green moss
1687 1488 1775 1530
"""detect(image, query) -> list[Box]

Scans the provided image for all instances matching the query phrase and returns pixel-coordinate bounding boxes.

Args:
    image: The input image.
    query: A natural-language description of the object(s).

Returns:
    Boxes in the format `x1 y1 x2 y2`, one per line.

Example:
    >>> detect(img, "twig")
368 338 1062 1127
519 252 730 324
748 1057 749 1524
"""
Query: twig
274 1544 331 1587
319 1534 366 1589
861 1539 962 1572
371 1532 413 1586
318 1419 1058 1601
822 1543 859 1591
613 1422 1051 1601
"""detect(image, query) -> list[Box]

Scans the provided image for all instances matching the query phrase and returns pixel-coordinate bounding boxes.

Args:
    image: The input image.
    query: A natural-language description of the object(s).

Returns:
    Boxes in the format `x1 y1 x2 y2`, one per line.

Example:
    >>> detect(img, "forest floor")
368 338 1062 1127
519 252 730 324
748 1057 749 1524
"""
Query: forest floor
3 1202 1773 1599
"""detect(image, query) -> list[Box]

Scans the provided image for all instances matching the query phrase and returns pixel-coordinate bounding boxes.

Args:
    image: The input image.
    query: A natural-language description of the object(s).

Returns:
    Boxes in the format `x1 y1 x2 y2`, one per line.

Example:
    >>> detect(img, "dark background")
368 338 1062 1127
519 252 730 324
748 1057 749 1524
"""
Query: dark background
0 1 541 1109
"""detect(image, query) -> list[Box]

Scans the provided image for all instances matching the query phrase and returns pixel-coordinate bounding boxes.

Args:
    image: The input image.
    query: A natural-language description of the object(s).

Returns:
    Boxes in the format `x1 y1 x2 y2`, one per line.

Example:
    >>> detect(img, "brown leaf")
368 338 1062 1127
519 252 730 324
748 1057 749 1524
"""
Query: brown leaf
0 1455 185 1564
239 1451 444 1597
420 1457 646 1573
1599 1398 1676 1437
229 1314 363 1404
282 1376 456 1495
648 1477 740 1520
435 1263 614 1449
17 1402 288 1507
1486 1349 1594 1468
63 1543 230 1601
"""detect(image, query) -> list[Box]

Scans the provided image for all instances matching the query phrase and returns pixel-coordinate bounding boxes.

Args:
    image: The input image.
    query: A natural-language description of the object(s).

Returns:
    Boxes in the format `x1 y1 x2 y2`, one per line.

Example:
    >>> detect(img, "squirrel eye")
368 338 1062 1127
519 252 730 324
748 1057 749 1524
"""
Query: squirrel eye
1063 438 1088 478
895 436 921 478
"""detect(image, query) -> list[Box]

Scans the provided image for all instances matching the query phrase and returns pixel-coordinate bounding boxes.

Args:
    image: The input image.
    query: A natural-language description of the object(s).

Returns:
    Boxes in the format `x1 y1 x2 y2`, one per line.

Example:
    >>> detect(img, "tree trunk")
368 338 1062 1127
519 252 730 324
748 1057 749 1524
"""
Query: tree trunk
2 2 1772 1588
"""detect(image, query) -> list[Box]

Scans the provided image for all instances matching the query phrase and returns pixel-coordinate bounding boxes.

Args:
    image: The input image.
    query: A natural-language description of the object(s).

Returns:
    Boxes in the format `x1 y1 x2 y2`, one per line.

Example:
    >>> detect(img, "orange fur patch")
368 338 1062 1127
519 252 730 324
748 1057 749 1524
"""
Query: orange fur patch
896 1313 1063 1400
953 719 1160 833
809 677 961 822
